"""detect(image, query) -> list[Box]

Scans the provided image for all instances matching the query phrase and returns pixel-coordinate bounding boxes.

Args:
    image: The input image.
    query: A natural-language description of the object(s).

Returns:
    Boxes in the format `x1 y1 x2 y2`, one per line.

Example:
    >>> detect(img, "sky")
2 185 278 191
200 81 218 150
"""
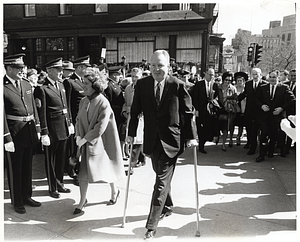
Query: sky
216 0 297 45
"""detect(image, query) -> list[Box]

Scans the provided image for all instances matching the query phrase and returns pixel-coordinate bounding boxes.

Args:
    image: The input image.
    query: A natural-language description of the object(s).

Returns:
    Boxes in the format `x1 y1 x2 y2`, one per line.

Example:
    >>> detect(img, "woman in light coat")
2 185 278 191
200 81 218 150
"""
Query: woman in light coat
74 67 125 214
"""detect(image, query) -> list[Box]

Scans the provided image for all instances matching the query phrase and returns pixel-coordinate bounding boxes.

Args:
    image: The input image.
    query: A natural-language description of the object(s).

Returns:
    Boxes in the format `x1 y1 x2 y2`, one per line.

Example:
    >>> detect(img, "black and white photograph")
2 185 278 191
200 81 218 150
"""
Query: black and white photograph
2 1 297 241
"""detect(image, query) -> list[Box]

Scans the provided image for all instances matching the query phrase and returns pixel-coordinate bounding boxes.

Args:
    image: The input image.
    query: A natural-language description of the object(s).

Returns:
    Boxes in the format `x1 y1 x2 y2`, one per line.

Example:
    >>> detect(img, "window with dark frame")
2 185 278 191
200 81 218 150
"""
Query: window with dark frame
95 4 108 13
60 4 72 15
24 4 36 17
148 4 162 10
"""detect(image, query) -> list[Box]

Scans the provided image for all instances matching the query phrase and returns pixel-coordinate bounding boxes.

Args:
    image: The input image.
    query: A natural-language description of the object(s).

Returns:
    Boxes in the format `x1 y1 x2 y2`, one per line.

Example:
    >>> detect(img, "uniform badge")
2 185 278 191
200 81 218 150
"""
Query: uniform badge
26 90 32 95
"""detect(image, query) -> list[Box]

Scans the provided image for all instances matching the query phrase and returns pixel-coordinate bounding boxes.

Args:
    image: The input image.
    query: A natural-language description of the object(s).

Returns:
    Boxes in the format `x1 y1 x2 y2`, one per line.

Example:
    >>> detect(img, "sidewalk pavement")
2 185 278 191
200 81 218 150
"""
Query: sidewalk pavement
3 138 298 242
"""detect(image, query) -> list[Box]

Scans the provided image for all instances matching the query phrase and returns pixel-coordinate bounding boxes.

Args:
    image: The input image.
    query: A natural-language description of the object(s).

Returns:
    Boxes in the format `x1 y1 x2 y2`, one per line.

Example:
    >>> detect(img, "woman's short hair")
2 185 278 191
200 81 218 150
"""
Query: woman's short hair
222 71 233 81
83 67 108 93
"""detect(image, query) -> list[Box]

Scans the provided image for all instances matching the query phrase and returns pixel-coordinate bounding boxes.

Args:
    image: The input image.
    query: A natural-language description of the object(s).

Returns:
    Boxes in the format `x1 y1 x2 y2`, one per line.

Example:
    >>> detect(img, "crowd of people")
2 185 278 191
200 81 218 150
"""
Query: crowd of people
3 50 296 240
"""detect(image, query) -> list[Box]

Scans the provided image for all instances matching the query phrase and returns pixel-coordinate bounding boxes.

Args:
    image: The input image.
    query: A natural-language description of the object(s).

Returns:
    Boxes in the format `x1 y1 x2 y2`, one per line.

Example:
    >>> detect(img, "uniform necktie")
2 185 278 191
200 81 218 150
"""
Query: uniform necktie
15 80 21 92
55 81 59 90
155 83 161 108
270 85 275 100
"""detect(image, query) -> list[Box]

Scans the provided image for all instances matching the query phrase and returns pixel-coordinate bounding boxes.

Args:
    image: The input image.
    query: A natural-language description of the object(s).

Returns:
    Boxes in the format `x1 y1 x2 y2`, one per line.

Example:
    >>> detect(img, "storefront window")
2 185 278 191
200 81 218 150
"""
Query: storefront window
36 56 42 67
46 38 64 51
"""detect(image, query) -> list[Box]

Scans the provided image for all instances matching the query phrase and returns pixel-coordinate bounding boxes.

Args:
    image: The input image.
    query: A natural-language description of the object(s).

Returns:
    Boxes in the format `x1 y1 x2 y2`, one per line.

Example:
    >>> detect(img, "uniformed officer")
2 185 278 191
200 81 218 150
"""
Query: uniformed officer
4 53 41 214
105 66 125 129
62 60 75 80
34 57 74 198
63 56 90 182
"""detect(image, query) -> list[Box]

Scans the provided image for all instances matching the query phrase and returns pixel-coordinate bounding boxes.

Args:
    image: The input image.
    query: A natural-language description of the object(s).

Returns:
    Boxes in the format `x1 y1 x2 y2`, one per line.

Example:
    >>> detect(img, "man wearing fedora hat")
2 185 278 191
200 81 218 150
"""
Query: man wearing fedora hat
34 57 74 198
62 60 75 80
4 53 42 213
63 56 90 183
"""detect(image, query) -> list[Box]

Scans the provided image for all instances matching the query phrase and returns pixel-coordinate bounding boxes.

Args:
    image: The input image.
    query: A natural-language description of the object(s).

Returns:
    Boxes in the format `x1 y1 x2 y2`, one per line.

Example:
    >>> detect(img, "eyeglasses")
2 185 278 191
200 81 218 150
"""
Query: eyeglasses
225 79 231 81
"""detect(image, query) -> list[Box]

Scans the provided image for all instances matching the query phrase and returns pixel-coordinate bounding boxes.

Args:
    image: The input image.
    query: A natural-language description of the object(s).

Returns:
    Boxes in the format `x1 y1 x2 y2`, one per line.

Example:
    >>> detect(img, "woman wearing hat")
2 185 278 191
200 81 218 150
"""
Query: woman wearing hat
74 67 125 214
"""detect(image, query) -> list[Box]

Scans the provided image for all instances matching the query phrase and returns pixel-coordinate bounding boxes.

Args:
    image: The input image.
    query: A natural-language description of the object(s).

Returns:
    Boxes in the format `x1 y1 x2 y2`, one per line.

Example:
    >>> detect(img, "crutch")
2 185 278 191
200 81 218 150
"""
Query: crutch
121 144 133 228
193 146 201 237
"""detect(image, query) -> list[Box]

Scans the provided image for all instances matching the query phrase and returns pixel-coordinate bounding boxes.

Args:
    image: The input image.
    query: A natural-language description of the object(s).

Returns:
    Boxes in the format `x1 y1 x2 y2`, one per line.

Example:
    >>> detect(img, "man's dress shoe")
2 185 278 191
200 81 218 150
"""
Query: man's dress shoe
58 186 71 193
159 206 173 220
144 229 156 240
199 149 207 154
14 206 26 214
49 191 61 198
256 156 265 163
247 150 255 155
24 198 41 207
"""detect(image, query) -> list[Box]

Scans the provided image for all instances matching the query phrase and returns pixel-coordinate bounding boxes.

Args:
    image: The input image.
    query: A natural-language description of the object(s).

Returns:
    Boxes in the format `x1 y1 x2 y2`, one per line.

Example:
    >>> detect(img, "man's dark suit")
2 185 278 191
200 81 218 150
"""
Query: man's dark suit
34 78 72 193
255 83 295 156
104 78 125 129
191 79 219 151
238 79 268 153
4 76 40 207
64 73 85 158
128 74 196 230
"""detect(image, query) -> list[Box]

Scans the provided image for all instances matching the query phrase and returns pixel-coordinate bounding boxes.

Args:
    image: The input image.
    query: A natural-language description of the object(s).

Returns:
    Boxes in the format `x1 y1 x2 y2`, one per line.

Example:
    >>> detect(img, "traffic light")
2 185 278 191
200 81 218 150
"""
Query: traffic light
254 44 263 65
247 46 254 62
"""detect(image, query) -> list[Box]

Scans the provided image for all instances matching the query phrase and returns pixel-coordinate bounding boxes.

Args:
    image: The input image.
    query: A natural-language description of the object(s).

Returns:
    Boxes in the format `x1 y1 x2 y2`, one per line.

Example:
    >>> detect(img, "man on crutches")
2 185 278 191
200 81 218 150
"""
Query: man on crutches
126 50 198 240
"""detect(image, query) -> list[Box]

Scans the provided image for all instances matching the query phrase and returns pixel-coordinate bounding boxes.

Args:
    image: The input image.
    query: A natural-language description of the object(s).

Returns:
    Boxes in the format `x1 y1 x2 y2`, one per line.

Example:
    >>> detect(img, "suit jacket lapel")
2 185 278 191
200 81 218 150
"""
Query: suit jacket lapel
45 78 61 97
150 77 156 109
160 76 171 107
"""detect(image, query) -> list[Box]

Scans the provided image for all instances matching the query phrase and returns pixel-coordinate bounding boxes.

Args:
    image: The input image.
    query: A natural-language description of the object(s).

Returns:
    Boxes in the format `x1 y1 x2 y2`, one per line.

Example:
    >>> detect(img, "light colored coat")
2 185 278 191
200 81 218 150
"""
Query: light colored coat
75 93 125 183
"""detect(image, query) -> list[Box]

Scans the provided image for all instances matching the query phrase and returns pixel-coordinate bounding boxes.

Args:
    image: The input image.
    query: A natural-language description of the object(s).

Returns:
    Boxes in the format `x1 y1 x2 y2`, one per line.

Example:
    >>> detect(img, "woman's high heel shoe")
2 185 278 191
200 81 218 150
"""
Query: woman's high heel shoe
107 190 120 206
73 199 87 214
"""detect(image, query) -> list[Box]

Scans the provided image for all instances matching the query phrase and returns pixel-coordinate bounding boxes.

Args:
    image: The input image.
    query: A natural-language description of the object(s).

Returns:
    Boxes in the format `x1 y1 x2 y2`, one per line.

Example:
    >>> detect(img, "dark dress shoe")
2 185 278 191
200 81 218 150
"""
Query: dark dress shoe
58 186 71 193
199 149 207 154
144 229 156 240
244 144 250 149
247 150 255 155
125 168 134 176
49 191 60 198
14 206 26 214
24 198 41 207
159 206 173 220
107 190 120 206
280 150 286 157
256 156 265 163
267 153 274 158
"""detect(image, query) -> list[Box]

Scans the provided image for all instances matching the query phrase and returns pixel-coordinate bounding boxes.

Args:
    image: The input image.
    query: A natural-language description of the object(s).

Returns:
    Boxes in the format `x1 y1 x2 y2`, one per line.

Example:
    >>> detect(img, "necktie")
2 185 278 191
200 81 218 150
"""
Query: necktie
55 81 59 90
15 80 21 93
254 82 257 90
155 83 161 108
270 85 274 99
206 82 210 97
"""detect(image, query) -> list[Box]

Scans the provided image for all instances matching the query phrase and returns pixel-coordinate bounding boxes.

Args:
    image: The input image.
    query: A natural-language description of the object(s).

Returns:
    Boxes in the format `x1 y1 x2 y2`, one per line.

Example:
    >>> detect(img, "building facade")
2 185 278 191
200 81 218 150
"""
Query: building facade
4 3 224 74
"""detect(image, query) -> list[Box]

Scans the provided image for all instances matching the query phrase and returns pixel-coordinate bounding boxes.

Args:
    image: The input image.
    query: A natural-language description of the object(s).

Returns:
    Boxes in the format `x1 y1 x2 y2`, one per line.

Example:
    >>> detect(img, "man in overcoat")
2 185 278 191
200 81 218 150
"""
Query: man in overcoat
4 53 41 214
127 50 197 239
34 57 74 198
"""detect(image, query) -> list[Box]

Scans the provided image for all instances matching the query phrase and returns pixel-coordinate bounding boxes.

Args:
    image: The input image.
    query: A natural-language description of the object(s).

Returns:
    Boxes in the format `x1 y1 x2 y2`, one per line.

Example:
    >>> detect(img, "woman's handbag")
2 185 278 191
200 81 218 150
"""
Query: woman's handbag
224 99 241 113
67 148 81 177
